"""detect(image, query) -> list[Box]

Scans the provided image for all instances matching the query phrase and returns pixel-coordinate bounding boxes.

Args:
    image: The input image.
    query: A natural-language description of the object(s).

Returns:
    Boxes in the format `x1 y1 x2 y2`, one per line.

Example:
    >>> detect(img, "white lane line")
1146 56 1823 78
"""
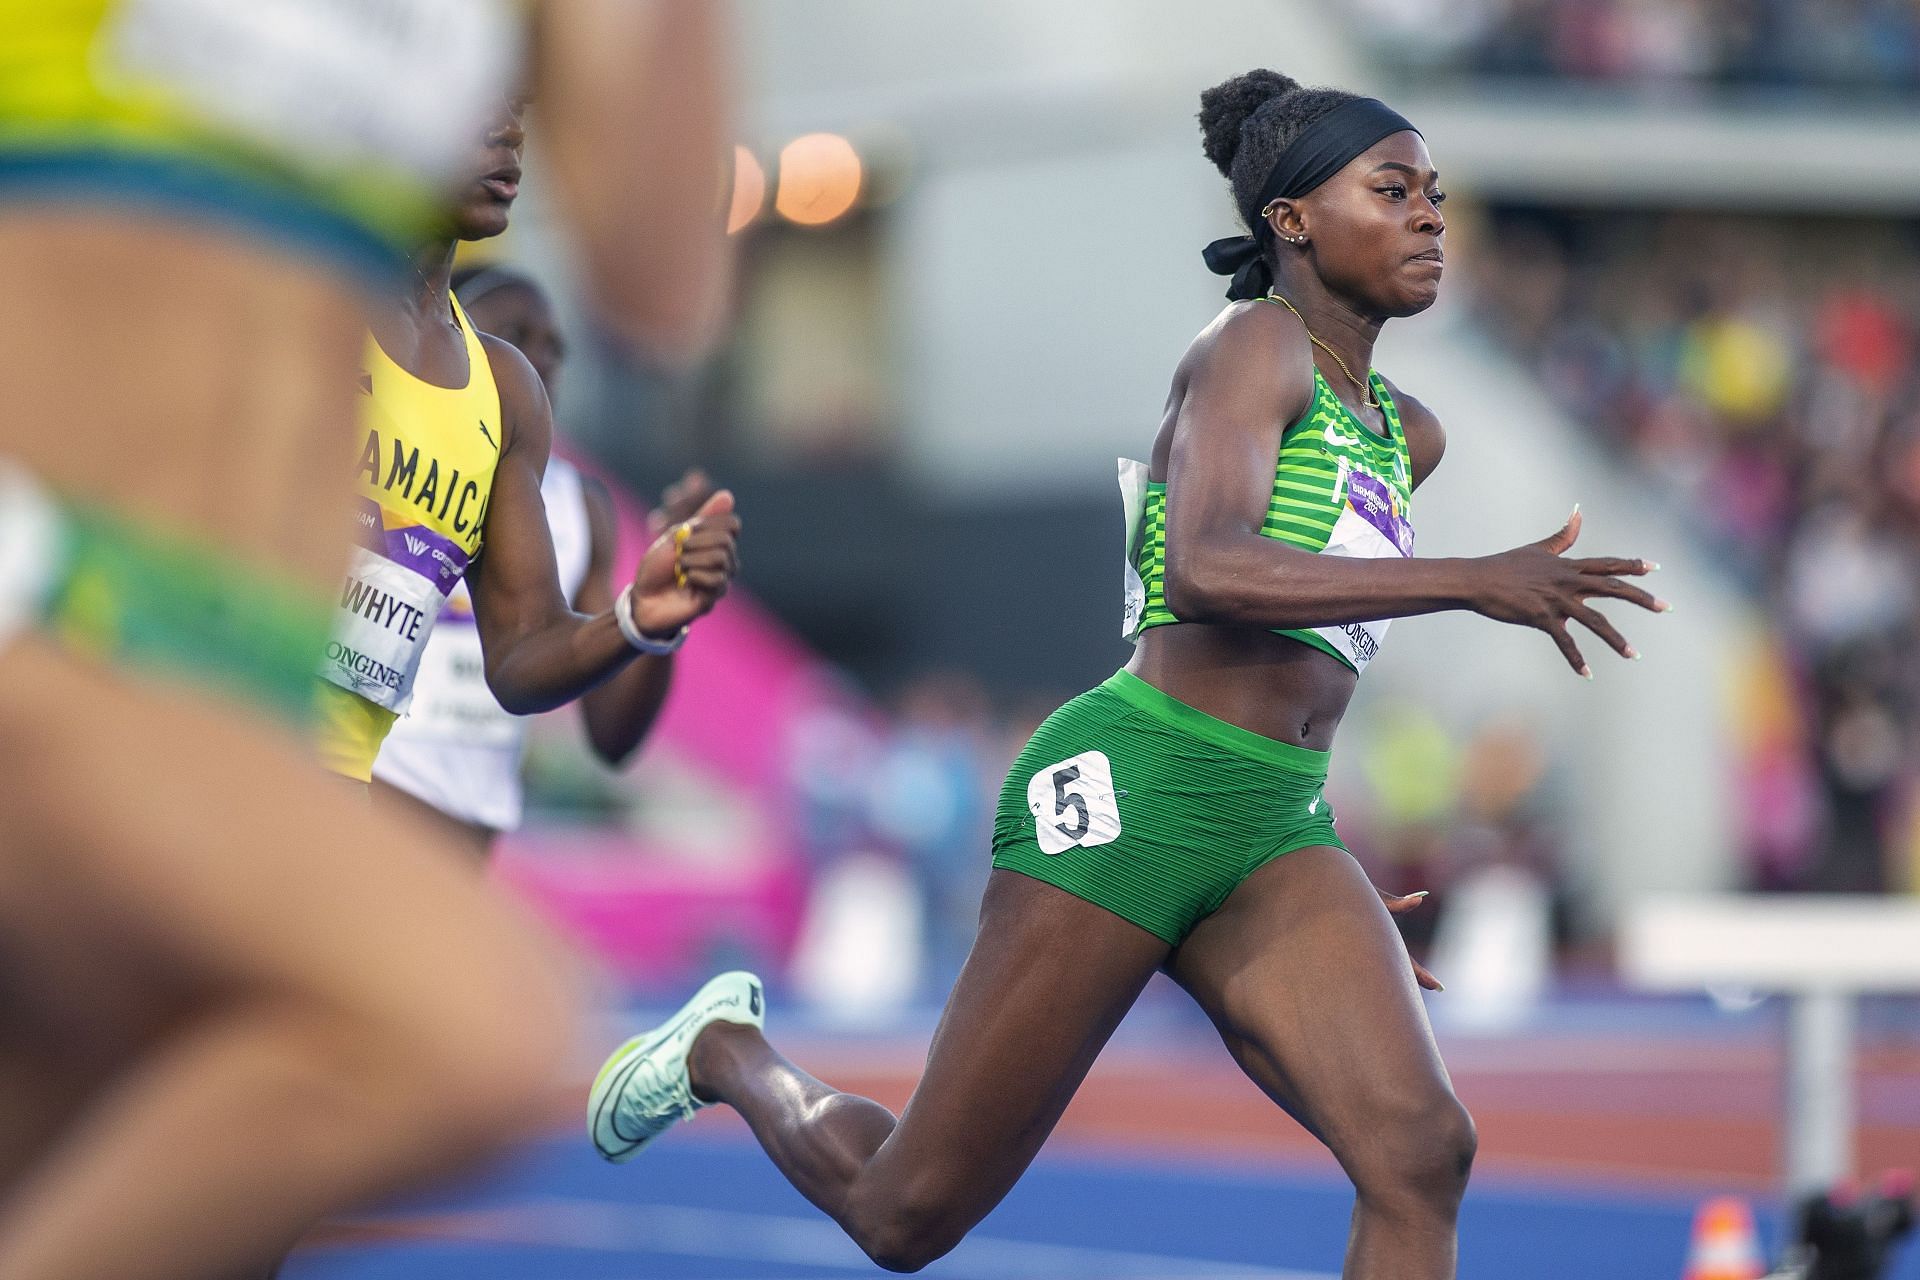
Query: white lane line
447 1197 1336 1280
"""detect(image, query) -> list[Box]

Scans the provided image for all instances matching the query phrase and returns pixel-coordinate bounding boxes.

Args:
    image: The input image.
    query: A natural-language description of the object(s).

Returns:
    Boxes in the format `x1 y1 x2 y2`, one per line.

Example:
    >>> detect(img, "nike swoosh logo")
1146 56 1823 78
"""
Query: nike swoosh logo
1323 423 1366 451
595 1003 712 1145
596 1041 659 1146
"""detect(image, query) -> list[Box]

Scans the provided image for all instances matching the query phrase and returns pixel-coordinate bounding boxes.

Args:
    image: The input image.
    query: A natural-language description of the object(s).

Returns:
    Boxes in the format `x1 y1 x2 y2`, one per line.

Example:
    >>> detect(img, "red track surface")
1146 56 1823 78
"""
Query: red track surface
310 1028 1918 1259
676 1033 1920 1196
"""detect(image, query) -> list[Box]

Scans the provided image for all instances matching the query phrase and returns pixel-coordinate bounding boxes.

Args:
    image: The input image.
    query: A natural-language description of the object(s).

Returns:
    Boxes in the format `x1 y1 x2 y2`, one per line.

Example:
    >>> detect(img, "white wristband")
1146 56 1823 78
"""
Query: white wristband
614 584 688 654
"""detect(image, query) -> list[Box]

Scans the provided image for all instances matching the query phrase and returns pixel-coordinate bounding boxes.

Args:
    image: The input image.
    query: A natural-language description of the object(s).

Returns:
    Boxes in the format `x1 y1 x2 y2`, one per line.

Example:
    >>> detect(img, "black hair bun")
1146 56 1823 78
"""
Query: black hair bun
1198 69 1301 177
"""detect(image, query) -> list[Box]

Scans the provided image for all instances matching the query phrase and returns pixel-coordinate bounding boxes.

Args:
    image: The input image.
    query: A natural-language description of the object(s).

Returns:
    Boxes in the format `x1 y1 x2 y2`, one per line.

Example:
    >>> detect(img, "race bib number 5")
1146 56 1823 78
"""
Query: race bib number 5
1027 751 1122 855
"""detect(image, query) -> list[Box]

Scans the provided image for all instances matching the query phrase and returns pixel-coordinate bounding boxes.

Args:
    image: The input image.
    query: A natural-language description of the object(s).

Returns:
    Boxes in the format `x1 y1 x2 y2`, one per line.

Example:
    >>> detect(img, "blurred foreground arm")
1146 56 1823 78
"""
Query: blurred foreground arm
532 0 734 364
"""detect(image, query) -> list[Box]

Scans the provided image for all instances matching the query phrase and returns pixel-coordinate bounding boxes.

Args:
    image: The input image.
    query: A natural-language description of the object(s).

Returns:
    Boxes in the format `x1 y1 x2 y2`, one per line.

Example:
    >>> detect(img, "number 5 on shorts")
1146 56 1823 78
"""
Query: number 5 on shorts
1026 750 1122 855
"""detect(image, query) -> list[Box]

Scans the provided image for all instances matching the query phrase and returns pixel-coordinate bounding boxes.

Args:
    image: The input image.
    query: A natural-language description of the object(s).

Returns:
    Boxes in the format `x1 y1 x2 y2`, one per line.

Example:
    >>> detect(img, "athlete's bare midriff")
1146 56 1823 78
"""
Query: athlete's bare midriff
1127 623 1359 751
1130 357 1368 753
0 210 369 589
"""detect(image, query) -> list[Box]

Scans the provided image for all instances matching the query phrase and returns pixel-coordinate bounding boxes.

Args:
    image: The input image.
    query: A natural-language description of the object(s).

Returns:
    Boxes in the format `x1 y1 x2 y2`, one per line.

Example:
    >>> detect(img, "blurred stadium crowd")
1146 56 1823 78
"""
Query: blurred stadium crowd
1351 0 1920 91
1469 210 1920 898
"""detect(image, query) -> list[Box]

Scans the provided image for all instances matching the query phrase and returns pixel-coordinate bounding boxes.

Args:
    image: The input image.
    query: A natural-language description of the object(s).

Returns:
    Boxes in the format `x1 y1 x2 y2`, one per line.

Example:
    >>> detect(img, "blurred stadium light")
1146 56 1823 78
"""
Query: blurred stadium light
729 144 768 234
774 132 863 227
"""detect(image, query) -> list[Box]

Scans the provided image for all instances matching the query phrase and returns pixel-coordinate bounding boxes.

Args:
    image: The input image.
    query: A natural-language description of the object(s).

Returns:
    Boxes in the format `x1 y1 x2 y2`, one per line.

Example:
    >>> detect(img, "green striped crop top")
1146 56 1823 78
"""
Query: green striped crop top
1121 365 1415 674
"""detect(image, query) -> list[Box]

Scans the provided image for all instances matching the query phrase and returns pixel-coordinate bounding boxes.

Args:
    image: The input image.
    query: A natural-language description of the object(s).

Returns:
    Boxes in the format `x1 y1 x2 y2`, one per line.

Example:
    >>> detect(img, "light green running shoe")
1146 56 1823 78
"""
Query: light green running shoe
588 970 765 1164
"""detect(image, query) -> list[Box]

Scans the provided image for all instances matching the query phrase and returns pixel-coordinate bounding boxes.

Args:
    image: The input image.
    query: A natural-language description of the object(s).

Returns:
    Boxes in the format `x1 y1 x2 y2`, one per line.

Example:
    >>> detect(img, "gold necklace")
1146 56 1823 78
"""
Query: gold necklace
410 258 462 331
1263 292 1378 409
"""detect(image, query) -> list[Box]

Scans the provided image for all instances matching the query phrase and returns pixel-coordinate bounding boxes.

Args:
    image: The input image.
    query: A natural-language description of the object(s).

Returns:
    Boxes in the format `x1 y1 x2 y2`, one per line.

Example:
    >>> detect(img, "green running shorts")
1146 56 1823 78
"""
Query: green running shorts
0 463 329 728
992 669 1343 945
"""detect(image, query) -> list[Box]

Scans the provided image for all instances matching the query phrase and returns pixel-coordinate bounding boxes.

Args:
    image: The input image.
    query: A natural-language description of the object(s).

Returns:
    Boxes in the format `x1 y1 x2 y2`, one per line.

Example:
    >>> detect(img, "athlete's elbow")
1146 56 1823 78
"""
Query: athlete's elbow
485 667 549 717
494 690 547 717
605 309 723 371
1162 559 1237 625
585 726 642 770
590 268 729 371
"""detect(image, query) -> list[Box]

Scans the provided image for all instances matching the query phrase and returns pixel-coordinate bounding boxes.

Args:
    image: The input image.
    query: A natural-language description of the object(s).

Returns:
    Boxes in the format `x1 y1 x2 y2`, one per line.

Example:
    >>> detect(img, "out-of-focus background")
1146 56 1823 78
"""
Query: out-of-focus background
292 3 1920 1277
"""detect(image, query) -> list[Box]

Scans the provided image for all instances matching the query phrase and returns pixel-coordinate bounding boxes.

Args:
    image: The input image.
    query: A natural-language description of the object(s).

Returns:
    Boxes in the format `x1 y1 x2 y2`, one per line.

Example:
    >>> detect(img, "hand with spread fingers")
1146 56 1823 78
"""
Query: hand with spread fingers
1467 507 1671 678
628 489 740 639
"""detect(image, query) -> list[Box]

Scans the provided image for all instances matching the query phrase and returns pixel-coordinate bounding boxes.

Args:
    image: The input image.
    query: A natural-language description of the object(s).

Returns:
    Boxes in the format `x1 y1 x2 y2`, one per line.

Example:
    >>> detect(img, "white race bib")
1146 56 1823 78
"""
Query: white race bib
1118 457 1151 643
395 606 523 749
0 462 64 648
318 545 447 713
1027 751 1123 856
1304 470 1414 673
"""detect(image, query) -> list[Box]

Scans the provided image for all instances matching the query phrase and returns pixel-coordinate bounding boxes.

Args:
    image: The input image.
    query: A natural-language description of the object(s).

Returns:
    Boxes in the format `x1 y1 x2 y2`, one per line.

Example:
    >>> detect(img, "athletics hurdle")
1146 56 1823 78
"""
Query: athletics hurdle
1621 895 1920 1197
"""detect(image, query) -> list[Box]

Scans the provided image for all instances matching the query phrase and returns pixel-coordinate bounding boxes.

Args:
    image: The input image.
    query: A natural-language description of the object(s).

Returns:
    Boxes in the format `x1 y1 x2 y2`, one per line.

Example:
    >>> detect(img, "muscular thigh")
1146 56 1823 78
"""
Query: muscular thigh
0 723 205 1199
0 1028 117 1199
864 869 1168 1224
0 937 191 1197
1166 845 1454 1158
0 637 570 1068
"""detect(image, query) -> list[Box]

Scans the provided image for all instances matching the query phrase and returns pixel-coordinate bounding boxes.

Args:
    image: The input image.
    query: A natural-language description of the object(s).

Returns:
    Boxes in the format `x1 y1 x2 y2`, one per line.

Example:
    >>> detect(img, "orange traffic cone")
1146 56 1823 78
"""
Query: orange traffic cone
1683 1196 1765 1280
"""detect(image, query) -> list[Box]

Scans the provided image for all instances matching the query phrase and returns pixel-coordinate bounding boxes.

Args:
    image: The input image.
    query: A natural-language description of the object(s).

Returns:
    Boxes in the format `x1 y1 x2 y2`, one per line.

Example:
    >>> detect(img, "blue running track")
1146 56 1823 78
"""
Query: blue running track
281 1127 1911 1280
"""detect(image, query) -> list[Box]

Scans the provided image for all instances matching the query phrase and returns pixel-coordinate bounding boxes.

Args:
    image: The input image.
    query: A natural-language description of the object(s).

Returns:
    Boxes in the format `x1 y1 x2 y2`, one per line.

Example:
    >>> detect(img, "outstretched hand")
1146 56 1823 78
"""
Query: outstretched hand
1379 887 1443 992
1469 507 1671 678
628 489 740 638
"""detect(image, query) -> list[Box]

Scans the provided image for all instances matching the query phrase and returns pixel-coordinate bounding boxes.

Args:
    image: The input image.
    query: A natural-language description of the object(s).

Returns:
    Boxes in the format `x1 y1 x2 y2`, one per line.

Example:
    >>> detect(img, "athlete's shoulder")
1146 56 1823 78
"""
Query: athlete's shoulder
1178 298 1316 425
1193 296 1311 362
477 331 545 402
1379 375 1446 488
476 331 552 452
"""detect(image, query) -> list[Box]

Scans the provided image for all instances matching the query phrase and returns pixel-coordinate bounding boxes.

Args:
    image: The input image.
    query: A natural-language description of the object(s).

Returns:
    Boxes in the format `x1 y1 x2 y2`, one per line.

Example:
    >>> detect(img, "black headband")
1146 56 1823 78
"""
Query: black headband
1202 96 1421 301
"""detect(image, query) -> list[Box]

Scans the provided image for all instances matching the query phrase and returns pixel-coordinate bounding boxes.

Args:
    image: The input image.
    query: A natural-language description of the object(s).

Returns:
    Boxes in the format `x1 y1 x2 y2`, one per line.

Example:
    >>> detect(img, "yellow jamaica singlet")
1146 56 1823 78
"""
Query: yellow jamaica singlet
314 298 503 780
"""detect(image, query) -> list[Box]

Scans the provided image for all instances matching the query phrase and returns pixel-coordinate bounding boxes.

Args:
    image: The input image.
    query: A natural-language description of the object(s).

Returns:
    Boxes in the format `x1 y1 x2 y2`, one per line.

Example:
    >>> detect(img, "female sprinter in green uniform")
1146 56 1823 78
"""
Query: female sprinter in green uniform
587 70 1668 1279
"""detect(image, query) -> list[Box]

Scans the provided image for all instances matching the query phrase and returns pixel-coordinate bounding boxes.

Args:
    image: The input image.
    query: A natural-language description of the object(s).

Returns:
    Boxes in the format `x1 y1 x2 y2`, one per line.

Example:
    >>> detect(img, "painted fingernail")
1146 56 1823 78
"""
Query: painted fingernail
1625 646 1640 660
1660 600 1674 613
1571 502 1582 517
1433 981 1446 993
1410 890 1431 899
1581 666 1593 680
1647 561 1662 572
